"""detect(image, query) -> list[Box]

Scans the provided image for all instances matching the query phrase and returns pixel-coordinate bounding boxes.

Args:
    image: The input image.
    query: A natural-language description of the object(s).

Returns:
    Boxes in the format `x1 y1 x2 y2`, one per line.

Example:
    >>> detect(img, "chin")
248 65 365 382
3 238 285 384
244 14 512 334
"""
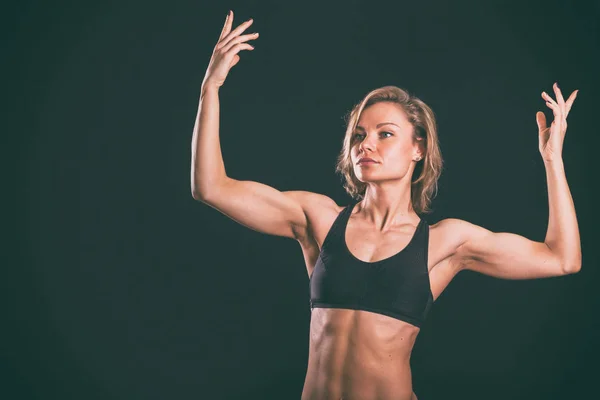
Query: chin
354 174 378 183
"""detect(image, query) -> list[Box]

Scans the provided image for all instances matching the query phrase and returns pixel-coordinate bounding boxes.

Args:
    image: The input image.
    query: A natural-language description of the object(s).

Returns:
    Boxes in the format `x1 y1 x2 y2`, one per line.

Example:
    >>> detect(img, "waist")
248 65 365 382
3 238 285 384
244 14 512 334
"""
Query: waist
303 352 414 400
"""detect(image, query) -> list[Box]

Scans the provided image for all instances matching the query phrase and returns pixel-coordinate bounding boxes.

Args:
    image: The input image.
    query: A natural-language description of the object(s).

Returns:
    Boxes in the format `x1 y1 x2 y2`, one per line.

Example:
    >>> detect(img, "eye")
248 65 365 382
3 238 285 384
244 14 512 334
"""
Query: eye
352 131 393 140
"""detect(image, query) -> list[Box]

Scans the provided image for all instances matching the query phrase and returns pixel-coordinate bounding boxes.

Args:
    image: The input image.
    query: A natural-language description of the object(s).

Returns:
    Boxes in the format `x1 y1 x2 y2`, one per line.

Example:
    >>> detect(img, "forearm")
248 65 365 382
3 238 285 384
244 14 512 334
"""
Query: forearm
190 83 229 199
543 159 582 272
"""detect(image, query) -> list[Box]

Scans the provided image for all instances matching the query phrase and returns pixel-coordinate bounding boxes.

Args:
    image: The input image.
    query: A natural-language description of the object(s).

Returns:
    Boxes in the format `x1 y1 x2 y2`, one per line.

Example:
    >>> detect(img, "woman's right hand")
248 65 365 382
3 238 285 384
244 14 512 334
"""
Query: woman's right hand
202 10 259 89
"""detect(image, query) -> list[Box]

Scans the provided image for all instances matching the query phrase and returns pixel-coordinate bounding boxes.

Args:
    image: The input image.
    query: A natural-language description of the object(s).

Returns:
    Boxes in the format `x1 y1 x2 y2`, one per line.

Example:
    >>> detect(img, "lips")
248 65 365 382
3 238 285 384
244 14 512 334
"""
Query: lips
358 158 378 164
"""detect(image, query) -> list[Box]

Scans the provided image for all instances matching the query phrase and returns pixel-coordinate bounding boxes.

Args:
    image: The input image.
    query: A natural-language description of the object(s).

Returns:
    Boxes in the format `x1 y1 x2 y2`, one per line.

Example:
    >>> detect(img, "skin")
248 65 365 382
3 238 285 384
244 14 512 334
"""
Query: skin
299 197 453 400
198 11 581 400
298 94 580 399
298 103 451 400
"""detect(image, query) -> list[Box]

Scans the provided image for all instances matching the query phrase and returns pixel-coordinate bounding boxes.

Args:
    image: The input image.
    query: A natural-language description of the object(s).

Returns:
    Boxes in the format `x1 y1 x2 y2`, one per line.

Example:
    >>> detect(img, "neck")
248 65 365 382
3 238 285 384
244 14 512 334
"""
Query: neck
356 182 418 232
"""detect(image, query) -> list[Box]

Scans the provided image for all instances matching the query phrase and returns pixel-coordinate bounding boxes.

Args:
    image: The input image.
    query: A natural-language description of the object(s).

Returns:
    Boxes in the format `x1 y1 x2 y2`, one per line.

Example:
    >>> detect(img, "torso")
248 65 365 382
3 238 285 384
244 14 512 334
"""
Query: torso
297 200 464 400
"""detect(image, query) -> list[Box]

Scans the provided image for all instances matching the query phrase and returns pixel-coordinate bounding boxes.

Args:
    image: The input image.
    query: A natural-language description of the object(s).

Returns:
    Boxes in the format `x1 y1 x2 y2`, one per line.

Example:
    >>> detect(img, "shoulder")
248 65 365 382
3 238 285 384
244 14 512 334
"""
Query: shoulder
432 217 478 231
430 217 492 253
283 191 341 214
433 217 489 233
282 191 342 240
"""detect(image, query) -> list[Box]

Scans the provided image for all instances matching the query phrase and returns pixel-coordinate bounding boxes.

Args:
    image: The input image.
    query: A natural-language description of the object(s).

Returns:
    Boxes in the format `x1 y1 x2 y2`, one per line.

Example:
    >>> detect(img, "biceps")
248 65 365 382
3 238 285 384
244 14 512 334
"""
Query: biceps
459 232 564 279
197 178 308 239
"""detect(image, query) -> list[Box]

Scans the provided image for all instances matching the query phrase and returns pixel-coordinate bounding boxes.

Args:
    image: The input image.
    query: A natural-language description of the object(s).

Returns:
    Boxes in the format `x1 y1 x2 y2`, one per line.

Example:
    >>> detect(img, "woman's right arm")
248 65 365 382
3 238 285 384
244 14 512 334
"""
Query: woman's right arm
191 81 315 240
191 11 328 241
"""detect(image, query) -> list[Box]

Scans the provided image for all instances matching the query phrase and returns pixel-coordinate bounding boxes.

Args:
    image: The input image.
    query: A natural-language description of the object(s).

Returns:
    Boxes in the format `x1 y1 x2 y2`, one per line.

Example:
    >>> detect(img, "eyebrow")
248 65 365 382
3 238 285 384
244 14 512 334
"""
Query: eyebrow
355 122 401 131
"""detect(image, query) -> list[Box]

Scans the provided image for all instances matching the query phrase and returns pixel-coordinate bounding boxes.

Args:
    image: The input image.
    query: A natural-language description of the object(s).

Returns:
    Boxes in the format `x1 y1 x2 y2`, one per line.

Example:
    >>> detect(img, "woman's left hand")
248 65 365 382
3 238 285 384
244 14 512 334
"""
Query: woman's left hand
536 82 578 162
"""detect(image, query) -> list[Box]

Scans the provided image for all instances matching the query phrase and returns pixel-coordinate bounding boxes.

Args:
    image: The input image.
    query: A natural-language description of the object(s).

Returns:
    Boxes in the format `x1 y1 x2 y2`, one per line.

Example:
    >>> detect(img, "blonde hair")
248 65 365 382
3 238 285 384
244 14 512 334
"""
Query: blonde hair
335 85 443 215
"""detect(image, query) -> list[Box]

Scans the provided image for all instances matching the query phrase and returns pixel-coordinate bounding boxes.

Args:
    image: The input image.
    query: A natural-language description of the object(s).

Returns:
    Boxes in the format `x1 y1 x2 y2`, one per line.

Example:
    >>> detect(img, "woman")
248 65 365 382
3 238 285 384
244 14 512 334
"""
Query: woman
191 10 582 400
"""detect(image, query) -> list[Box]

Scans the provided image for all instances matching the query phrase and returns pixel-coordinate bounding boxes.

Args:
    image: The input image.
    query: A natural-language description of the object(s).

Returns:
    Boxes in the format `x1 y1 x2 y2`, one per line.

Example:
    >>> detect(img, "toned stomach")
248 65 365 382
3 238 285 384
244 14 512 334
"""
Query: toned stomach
301 307 420 400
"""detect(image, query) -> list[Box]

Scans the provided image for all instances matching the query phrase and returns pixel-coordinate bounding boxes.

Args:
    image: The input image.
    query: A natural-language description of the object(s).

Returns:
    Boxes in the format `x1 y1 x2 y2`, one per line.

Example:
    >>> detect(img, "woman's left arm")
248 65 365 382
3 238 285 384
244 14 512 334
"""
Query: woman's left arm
451 82 581 279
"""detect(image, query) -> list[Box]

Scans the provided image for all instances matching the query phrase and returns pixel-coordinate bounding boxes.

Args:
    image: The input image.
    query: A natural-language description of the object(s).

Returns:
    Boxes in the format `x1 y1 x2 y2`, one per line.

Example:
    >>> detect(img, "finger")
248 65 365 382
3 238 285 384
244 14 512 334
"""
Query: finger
218 10 231 42
543 95 561 119
224 43 255 61
542 92 560 111
536 111 547 132
545 100 560 116
230 54 241 69
222 32 259 53
565 89 578 115
553 82 566 110
225 10 234 37
219 18 254 50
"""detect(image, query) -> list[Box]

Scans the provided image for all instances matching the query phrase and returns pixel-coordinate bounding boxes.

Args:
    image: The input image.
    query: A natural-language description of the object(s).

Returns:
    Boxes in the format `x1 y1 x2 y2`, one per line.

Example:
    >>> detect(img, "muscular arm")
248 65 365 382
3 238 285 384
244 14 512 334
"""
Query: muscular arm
453 159 581 279
191 83 335 241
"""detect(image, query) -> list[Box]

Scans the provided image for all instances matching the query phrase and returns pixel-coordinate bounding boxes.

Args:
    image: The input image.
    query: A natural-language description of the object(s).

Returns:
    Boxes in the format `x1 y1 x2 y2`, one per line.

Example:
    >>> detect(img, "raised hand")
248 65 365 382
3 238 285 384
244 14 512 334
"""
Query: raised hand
202 10 259 89
536 82 578 162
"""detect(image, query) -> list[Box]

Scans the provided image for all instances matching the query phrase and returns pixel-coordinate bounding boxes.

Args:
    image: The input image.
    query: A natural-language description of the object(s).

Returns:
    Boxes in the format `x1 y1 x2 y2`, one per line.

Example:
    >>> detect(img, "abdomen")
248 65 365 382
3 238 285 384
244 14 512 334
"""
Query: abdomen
302 308 419 400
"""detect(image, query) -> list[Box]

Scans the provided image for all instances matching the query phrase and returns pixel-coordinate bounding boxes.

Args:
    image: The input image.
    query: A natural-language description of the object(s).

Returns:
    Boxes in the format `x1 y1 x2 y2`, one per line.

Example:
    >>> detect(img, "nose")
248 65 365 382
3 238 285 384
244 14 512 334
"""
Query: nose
358 135 375 154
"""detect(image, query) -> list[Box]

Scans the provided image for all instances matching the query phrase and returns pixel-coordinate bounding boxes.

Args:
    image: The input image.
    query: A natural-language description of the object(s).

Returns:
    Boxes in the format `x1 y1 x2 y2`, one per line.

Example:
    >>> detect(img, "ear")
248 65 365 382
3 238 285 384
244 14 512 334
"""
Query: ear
414 136 425 160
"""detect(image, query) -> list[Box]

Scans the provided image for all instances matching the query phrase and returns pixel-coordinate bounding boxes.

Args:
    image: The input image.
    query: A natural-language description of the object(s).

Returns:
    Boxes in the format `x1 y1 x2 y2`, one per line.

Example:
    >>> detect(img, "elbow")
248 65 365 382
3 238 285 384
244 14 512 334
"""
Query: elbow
191 185 201 201
191 175 228 202
191 189 209 202
192 183 220 203
191 182 207 202
562 257 582 275
191 180 211 202
564 265 581 275
192 176 230 202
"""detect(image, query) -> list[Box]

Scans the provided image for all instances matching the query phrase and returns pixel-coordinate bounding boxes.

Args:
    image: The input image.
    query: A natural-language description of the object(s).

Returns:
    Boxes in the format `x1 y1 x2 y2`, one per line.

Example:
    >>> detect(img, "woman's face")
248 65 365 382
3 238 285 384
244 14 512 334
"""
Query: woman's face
350 102 421 184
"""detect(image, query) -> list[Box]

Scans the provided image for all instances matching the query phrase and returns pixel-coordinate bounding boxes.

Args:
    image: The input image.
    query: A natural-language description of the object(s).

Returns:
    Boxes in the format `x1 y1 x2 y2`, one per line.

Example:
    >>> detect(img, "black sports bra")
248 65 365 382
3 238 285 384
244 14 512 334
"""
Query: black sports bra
309 202 433 328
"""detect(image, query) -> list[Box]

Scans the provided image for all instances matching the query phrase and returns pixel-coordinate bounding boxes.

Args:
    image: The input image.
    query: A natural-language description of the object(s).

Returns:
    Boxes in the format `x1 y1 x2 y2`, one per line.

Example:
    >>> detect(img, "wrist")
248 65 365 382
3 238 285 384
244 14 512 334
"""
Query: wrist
200 81 220 98
543 157 564 170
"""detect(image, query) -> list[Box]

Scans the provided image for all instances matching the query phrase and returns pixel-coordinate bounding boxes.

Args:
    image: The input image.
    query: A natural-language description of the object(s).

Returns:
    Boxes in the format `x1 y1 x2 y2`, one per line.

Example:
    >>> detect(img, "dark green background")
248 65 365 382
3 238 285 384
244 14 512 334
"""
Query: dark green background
7 0 599 399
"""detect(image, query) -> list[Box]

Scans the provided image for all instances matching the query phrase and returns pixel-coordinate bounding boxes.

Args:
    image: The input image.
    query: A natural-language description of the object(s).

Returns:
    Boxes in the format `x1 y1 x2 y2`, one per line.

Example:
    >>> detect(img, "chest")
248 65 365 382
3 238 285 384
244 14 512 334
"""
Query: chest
303 210 449 271
298 207 461 303
344 220 421 264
